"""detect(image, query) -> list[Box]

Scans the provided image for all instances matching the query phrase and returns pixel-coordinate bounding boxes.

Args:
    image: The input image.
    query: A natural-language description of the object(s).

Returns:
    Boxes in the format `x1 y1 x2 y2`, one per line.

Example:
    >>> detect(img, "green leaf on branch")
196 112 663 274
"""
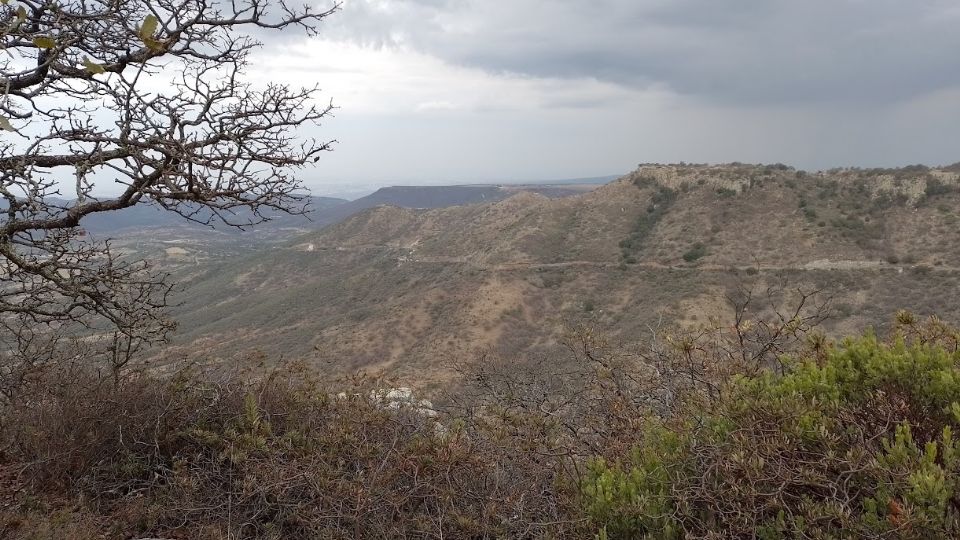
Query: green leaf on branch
32 36 56 49
138 14 158 41
0 116 15 132
142 36 165 52
138 14 165 51
82 56 106 74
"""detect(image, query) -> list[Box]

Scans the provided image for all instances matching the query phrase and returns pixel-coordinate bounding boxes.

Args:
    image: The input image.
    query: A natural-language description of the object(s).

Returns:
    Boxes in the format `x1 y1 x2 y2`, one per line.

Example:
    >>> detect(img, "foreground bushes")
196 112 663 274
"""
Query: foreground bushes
584 317 960 538
4 314 960 538
0 364 580 539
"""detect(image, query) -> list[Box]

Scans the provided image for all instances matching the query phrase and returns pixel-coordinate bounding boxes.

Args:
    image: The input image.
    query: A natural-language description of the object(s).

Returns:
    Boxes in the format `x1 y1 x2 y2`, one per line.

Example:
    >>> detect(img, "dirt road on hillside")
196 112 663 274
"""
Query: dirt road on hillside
296 244 955 273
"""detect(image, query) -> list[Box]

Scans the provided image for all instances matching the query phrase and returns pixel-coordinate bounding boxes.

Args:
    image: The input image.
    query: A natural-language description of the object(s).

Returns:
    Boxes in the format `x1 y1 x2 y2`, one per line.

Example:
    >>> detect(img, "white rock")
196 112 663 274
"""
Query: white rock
386 387 413 402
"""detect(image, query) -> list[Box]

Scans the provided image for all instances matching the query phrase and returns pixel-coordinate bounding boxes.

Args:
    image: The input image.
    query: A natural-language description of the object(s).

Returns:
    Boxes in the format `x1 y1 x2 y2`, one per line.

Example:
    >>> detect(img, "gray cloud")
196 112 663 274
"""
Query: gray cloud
327 0 960 106
255 0 960 189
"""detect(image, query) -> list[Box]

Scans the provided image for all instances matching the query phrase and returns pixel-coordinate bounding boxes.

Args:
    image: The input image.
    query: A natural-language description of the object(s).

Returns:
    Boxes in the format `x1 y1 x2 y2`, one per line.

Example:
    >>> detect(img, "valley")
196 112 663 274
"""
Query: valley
141 164 960 390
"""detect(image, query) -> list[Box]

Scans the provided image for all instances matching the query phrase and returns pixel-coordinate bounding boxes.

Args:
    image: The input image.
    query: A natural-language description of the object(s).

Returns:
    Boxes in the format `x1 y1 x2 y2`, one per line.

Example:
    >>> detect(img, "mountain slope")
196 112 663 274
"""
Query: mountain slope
305 183 598 231
162 164 960 388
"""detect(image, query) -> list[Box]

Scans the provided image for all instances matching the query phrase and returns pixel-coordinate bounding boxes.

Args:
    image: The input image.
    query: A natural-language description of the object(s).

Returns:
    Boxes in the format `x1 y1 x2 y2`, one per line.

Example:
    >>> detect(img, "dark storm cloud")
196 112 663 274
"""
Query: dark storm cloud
328 0 960 105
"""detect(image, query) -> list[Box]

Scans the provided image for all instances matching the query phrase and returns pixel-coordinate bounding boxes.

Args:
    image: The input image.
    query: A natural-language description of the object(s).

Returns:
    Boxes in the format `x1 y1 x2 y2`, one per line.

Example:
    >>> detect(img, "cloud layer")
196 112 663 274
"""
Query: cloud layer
255 0 960 189
328 0 960 106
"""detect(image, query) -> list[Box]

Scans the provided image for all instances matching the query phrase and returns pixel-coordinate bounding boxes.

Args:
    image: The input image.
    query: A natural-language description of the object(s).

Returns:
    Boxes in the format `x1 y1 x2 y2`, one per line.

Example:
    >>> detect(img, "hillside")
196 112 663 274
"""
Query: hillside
100 183 599 269
72 183 593 241
162 164 960 388
303 183 598 230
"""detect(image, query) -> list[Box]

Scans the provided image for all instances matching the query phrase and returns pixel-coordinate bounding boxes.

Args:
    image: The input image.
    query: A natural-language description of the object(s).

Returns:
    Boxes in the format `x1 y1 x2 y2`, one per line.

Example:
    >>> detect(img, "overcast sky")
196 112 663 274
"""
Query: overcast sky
255 0 960 193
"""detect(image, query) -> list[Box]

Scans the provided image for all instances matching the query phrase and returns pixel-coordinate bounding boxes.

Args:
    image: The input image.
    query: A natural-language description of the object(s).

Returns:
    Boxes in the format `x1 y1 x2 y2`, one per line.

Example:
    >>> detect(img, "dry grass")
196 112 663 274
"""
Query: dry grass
0 359 585 539
4 304 958 538
149 164 960 389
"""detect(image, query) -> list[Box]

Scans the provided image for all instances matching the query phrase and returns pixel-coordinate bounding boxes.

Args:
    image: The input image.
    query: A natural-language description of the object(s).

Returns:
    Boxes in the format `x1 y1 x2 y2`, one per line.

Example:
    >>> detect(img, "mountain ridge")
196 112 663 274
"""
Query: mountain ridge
159 163 960 388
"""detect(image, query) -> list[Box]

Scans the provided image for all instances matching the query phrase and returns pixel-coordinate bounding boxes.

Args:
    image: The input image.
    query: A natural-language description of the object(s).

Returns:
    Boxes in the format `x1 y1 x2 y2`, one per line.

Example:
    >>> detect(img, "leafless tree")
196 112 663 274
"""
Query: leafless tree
448 272 836 465
637 271 834 413
0 0 338 368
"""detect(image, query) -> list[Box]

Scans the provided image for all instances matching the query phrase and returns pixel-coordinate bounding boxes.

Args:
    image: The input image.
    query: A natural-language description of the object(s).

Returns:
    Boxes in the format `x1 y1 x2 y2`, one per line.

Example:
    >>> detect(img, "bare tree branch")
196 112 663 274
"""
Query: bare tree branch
0 0 339 364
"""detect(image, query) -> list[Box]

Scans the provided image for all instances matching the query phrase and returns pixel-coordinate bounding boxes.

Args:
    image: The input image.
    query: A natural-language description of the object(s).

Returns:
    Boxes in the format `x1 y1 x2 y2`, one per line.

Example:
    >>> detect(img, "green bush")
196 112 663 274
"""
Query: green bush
925 178 955 199
681 242 707 263
620 186 677 261
582 425 685 539
583 324 960 538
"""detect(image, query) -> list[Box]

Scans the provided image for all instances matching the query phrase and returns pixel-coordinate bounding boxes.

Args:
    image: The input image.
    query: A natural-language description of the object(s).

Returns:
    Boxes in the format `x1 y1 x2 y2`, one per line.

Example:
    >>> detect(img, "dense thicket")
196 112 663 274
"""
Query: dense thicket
585 313 960 538
2 313 960 539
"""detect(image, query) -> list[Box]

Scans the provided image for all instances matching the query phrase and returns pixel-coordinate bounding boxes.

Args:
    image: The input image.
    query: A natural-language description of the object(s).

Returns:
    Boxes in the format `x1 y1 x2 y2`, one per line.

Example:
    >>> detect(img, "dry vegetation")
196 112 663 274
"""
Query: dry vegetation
8 164 959 537
5 296 960 537
157 164 960 388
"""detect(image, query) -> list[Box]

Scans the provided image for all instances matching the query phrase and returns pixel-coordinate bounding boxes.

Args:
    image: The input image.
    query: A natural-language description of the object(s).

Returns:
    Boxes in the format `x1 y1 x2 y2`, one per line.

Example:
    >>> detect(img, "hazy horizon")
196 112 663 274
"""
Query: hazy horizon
69 161 960 200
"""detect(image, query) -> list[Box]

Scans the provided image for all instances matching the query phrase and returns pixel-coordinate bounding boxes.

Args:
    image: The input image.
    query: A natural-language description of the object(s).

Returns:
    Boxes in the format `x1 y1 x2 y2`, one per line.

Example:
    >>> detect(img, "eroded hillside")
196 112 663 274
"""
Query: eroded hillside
163 164 960 388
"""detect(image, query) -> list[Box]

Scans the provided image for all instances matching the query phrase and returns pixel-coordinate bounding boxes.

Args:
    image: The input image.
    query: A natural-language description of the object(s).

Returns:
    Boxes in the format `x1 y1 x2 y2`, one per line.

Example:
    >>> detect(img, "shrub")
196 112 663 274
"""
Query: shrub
583 320 960 538
682 242 707 263
633 174 658 188
925 178 955 199
1 363 579 539
8 313 960 539
620 186 677 261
